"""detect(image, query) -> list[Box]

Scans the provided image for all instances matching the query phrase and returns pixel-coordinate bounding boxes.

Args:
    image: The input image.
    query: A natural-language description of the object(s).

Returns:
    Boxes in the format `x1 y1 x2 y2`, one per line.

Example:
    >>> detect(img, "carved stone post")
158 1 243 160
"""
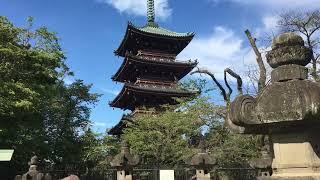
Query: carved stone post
110 141 139 180
15 156 52 180
189 141 216 180
228 32 320 179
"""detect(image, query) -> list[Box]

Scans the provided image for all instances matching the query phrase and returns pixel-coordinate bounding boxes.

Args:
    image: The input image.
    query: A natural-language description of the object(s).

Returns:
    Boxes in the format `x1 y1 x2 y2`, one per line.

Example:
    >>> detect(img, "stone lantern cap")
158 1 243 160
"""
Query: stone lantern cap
267 32 312 68
110 141 139 169
189 140 216 169
272 32 304 49
190 152 216 169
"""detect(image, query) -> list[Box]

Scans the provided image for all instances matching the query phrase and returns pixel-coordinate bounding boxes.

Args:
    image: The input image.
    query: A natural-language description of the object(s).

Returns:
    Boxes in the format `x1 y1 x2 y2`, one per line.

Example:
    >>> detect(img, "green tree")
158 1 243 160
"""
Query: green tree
205 125 259 168
0 16 100 175
41 80 99 167
122 93 259 168
123 98 207 168
81 130 120 171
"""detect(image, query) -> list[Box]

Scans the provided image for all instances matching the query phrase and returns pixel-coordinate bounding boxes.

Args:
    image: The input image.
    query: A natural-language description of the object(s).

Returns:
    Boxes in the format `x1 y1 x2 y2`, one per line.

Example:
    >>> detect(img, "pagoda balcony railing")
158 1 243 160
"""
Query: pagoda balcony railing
135 83 178 90
131 109 155 116
136 50 175 62
135 78 177 89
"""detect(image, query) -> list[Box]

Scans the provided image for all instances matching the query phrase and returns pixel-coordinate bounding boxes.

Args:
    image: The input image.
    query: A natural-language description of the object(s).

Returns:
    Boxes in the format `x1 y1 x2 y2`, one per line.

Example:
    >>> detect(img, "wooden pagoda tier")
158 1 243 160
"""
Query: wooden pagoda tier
112 52 198 83
114 22 194 57
110 82 196 111
108 114 132 136
108 109 154 136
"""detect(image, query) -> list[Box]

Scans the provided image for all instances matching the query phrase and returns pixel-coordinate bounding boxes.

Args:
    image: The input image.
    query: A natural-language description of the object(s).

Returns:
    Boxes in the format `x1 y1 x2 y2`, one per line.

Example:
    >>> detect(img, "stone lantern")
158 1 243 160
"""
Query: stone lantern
15 156 52 180
110 141 139 180
228 32 320 179
189 141 216 180
249 135 272 178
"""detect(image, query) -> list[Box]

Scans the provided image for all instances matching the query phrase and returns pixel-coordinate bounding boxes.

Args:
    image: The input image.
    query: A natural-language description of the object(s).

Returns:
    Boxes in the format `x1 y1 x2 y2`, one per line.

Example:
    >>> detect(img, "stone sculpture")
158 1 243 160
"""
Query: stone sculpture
189 140 216 180
15 155 52 180
110 141 139 180
228 32 320 179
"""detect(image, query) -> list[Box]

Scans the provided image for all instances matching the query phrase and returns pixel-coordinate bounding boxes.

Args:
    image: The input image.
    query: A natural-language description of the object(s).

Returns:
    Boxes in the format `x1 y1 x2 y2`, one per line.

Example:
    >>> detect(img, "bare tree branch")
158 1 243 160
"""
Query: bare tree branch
245 29 266 91
191 68 229 103
191 68 246 134
245 65 259 94
224 68 243 95
224 72 232 99
316 53 320 61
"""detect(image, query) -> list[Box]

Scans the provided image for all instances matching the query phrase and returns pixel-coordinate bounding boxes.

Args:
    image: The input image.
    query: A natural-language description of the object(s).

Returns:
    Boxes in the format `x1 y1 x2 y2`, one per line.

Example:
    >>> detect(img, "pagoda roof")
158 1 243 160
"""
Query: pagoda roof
108 115 133 135
110 83 196 111
112 54 198 83
114 22 194 57
136 24 194 38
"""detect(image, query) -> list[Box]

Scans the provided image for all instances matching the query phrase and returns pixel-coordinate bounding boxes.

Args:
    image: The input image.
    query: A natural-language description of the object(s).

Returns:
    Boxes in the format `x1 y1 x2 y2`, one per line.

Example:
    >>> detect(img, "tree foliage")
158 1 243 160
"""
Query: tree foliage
0 16 100 175
122 98 206 167
122 93 259 168
81 129 120 171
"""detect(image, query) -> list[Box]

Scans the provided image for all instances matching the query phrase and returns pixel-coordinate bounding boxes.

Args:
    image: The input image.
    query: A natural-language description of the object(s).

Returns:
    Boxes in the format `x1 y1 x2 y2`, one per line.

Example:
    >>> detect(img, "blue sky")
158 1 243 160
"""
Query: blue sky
1 0 319 132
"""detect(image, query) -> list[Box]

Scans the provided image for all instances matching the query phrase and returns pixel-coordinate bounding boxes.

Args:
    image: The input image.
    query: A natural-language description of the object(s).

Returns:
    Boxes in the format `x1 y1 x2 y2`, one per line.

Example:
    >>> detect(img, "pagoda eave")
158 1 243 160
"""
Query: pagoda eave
108 115 133 135
109 83 196 111
115 23 194 57
112 54 198 83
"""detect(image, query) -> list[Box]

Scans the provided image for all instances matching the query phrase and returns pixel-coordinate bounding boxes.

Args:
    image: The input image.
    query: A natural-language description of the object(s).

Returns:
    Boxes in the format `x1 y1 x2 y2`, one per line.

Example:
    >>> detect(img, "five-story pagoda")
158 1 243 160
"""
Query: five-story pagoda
109 0 197 136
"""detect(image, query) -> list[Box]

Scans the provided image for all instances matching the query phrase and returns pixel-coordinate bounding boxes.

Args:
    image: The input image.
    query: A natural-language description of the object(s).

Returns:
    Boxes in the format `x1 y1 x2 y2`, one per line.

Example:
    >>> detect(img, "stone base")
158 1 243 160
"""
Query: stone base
270 132 320 177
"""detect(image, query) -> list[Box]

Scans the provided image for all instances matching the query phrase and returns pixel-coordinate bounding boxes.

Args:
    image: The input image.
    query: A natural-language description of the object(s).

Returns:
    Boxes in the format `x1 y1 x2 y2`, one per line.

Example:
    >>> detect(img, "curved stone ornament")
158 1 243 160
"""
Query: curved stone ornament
229 95 258 126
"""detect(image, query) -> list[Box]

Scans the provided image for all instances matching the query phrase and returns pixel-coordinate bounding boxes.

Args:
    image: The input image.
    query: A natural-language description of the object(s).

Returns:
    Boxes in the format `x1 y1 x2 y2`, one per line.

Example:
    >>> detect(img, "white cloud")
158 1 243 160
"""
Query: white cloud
93 122 107 127
253 15 280 40
179 26 253 79
101 88 120 96
102 0 172 20
211 0 320 9
262 16 279 33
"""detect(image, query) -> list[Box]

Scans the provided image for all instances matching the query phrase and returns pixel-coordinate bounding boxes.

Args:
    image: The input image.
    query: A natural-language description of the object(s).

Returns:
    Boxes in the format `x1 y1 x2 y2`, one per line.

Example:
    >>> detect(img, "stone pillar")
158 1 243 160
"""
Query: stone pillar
228 32 320 180
271 132 320 178
110 141 139 180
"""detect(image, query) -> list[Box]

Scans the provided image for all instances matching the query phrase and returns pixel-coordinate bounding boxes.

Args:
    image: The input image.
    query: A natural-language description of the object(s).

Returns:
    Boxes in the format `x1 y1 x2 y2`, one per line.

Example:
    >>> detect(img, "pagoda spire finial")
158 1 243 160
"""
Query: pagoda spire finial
146 0 158 27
